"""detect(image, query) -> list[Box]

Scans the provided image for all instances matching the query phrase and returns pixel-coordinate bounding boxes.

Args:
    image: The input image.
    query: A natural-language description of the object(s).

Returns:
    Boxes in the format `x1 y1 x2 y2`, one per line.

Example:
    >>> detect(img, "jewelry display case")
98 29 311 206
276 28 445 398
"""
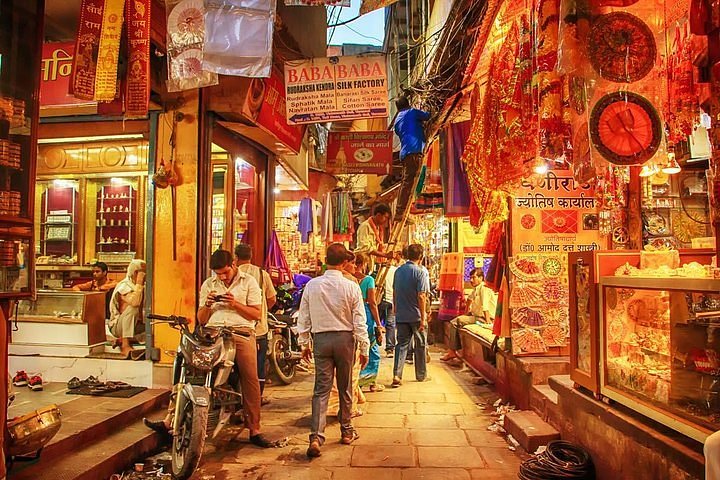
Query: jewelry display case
0 0 43 298
600 275 720 442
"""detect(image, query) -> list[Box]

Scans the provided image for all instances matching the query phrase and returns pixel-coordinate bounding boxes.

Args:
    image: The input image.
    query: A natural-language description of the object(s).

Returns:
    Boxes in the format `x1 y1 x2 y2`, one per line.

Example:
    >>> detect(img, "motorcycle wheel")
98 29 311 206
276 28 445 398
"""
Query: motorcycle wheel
270 335 296 385
171 401 209 480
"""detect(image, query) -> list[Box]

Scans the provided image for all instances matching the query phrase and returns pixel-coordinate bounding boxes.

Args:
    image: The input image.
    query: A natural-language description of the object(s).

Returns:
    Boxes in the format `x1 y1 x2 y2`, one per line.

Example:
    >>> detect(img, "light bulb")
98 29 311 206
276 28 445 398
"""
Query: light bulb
533 163 549 175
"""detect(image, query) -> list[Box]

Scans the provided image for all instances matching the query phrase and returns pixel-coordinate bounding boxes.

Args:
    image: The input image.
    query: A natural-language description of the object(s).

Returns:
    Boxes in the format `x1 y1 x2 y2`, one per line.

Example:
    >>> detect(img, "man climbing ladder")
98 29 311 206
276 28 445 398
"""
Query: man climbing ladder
393 95 431 219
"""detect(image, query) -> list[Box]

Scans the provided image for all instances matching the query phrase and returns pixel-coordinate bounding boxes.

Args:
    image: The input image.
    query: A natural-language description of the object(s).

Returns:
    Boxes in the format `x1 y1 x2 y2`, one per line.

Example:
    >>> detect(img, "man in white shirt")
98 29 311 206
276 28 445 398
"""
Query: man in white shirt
441 268 491 362
234 243 276 401
355 203 394 271
298 243 370 458
198 249 274 448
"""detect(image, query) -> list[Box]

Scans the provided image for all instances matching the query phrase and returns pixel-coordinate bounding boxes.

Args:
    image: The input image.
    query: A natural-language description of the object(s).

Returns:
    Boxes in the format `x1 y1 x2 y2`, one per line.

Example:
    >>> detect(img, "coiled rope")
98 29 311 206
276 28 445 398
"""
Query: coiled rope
518 440 595 480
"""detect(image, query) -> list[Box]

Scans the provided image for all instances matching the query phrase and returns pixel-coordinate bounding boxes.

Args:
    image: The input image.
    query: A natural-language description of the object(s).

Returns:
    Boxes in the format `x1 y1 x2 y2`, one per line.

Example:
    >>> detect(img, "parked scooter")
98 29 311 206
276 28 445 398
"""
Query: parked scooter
267 311 303 384
148 313 244 480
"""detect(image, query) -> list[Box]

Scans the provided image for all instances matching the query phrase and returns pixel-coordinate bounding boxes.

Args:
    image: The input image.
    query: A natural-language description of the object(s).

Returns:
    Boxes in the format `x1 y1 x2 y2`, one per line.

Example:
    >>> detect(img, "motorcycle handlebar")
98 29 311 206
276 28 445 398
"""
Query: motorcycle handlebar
147 313 189 325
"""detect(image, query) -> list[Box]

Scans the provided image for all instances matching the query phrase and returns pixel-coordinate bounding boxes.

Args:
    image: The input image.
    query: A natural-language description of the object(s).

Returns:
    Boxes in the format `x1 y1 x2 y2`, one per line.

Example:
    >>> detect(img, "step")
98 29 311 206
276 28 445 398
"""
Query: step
504 410 560 454
9 355 154 387
530 384 558 415
9 413 167 480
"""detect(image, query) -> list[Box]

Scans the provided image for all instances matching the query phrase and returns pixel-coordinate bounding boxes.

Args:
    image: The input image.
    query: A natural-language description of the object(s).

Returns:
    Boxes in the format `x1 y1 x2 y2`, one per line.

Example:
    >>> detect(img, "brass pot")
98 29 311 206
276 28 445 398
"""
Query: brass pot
7 404 62 456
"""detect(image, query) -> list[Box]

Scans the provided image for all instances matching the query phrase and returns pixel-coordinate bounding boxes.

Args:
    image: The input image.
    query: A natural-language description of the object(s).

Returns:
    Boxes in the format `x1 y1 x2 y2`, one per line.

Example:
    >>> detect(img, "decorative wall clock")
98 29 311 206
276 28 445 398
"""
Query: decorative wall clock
590 91 662 165
588 12 657 83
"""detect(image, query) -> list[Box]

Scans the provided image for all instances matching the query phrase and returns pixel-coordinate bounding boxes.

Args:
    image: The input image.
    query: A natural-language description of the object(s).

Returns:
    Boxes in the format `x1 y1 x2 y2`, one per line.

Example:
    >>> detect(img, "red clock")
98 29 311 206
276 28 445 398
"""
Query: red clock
590 91 662 165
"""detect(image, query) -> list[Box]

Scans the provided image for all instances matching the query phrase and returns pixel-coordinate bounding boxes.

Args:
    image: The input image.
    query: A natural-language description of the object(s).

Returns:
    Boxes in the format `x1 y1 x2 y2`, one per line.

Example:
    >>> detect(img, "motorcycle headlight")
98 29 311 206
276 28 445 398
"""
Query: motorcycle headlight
190 344 223 371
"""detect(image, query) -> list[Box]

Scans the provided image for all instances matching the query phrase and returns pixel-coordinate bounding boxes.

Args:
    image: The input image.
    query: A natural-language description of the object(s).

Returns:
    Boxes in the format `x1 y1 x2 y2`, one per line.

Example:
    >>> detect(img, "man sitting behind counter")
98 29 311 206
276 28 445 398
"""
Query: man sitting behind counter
72 262 117 292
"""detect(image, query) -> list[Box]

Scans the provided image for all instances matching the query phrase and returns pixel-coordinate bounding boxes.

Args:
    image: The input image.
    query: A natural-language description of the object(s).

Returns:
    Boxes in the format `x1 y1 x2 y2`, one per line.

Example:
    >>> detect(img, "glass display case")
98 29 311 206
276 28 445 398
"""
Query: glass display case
94 179 138 254
36 179 80 265
16 290 106 345
0 0 42 298
568 251 600 393
600 276 720 442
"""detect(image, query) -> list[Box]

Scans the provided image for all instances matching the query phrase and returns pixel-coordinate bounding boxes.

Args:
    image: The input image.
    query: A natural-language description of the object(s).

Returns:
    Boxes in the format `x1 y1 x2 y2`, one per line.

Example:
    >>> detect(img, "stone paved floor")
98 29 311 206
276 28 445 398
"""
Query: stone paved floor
194 349 526 479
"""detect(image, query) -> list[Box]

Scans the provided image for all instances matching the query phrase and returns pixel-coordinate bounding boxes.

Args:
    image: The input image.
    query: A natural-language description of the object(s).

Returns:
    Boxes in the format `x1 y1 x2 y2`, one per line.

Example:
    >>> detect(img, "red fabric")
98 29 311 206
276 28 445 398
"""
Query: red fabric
438 291 465 322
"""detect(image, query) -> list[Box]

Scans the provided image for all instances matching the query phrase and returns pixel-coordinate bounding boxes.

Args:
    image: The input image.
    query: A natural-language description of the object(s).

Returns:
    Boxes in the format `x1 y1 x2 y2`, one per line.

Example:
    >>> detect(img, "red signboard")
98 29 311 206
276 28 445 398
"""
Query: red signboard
40 42 92 107
245 69 306 154
326 131 393 175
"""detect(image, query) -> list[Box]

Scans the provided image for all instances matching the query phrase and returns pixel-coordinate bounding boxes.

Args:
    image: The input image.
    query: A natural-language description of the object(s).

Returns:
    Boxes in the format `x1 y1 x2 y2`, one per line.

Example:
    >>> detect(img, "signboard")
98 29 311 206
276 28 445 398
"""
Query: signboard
326 131 392 175
284 54 388 125
511 170 602 254
40 42 92 107
244 70 306 154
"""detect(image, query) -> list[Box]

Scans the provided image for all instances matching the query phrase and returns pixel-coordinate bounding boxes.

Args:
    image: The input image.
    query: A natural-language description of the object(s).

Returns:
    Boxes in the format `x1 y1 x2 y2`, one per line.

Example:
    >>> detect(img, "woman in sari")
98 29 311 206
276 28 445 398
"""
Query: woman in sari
354 253 385 392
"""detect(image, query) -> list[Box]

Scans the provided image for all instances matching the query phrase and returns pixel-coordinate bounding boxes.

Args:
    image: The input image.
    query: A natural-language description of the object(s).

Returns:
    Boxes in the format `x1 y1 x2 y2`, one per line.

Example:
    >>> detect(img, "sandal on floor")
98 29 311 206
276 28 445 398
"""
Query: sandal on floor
351 409 363 418
107 381 131 389
369 383 385 392
67 377 83 390
84 375 102 387
90 384 119 395
131 350 146 361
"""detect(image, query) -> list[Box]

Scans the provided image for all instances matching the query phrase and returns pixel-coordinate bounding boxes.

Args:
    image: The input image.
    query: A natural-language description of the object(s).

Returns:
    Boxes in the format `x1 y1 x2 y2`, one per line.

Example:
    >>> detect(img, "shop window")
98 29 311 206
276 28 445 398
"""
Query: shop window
90 177 140 264
36 179 80 265
233 156 256 246
211 164 228 252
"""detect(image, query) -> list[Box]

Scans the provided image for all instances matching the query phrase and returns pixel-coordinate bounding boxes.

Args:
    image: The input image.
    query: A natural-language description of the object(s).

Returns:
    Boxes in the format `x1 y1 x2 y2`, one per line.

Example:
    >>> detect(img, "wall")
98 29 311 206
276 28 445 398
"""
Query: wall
276 3 326 58
151 95 200 364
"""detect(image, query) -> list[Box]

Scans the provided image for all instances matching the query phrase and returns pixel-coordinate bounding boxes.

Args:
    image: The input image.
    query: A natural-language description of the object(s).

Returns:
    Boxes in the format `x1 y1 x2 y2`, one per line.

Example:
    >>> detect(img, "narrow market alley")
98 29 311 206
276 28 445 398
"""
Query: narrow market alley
191 348 525 480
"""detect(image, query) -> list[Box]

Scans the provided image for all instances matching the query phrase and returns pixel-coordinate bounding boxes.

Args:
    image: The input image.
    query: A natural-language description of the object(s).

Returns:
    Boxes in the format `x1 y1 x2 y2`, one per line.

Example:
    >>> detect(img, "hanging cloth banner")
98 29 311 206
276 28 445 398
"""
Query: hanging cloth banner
360 0 399 14
284 0 349 5
71 0 105 100
94 0 125 101
125 0 151 117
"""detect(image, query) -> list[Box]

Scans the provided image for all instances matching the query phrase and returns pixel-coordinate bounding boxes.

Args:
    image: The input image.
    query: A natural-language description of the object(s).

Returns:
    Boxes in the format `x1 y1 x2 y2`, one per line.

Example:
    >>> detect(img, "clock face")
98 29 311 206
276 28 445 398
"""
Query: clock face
588 12 657 83
590 91 662 165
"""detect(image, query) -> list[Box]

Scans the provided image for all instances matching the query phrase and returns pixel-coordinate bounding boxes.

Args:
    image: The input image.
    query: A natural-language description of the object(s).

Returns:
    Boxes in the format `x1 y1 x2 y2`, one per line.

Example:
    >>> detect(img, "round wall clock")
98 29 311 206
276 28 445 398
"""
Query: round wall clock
588 12 657 83
590 91 662 165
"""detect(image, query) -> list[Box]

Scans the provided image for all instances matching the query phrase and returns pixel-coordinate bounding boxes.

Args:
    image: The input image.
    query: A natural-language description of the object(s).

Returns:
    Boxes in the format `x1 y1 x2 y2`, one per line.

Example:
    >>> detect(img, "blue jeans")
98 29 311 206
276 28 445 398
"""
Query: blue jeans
379 301 396 352
393 322 427 381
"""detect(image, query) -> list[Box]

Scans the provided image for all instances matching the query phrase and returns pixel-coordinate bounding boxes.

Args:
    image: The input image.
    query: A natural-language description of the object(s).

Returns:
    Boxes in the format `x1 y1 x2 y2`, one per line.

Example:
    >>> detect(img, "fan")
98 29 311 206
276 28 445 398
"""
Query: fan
588 12 657 83
590 91 662 165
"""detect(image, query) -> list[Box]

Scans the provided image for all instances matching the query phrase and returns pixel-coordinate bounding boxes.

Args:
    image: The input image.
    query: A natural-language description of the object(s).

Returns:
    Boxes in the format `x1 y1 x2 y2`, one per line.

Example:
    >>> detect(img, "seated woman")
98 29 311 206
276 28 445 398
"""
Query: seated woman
108 260 146 358
441 268 495 362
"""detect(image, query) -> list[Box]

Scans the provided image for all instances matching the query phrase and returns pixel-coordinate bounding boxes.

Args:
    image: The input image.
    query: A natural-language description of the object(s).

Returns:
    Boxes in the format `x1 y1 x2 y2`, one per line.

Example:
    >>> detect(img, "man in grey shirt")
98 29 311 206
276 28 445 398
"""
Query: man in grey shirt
298 243 370 458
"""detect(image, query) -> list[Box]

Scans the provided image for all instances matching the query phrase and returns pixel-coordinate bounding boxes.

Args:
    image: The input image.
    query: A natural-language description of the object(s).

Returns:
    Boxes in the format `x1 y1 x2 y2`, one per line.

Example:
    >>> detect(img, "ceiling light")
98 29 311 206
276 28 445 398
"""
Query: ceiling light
533 163 549 175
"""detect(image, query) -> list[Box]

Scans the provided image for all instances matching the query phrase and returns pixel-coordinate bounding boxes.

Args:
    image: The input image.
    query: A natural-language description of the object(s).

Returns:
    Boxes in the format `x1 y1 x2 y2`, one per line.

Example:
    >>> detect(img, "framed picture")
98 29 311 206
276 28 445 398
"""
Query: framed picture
45 225 71 241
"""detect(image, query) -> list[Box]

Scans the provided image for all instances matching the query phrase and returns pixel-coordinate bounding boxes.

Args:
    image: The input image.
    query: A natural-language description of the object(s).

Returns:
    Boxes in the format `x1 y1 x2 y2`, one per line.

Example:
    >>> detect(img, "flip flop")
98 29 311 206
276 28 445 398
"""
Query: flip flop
107 381 131 389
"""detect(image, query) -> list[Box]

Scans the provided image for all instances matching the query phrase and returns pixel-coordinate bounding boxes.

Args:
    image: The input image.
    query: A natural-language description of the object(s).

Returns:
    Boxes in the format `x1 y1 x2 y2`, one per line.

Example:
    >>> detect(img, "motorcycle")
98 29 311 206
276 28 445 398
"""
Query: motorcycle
148 313 244 480
267 311 303 384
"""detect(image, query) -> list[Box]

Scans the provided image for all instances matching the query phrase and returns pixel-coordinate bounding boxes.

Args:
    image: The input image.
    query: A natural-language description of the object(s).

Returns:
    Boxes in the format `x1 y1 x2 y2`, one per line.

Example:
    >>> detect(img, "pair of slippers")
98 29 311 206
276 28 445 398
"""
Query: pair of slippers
67 375 102 390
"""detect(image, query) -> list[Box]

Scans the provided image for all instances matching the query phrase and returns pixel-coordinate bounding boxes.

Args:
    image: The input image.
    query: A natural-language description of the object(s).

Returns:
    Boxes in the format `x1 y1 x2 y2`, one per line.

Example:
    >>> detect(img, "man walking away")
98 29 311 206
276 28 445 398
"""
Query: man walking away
298 243 370 458
393 96 431 218
392 244 430 387
234 243 276 403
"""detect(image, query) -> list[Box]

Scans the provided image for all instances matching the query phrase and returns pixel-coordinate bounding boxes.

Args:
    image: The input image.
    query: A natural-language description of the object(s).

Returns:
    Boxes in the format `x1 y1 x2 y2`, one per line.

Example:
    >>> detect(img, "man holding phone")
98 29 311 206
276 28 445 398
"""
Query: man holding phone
197 249 276 448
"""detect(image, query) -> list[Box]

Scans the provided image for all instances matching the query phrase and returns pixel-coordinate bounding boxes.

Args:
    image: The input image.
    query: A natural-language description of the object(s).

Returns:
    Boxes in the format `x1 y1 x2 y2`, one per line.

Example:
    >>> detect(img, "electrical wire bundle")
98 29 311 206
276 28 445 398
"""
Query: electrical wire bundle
518 440 595 480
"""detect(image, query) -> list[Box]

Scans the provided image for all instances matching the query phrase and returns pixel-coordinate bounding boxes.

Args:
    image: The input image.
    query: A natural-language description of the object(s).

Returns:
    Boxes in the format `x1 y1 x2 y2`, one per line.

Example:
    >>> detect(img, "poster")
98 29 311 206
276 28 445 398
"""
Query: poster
326 131 392 175
244 70 306 154
511 170 602 254
41 43 90 107
283 54 388 125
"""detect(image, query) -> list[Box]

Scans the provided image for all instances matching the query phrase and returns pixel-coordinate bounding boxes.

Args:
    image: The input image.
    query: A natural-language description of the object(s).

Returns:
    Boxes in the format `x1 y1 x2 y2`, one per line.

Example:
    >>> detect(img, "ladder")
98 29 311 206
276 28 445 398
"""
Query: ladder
374 159 425 293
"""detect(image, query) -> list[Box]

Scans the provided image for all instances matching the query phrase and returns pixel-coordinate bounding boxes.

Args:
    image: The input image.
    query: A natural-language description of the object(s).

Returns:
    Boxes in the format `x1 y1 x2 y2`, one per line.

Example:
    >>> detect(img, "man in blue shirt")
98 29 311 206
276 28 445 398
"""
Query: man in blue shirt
393 96 431 218
391 243 430 387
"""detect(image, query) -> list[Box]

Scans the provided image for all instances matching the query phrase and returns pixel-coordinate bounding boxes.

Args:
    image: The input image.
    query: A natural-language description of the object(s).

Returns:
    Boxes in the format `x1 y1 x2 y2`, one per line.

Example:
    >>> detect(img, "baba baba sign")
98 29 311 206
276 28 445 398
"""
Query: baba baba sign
326 131 392 175
283 54 389 124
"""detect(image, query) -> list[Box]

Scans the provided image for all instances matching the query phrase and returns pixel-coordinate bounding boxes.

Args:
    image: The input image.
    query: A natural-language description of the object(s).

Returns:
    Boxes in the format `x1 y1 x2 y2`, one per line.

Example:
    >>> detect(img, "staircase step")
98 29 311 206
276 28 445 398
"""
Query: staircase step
504 410 560 454
45 389 169 460
9 412 167 480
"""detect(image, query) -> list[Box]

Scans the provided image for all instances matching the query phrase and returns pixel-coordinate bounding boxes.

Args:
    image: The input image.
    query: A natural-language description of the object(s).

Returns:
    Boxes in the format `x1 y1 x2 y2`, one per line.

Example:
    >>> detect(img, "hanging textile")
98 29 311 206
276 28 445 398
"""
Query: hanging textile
321 192 334 242
71 0 104 100
94 0 125 101
442 122 472 217
297 197 313 244
438 252 464 293
265 230 292 285
330 191 353 242
125 0 151 117
666 24 700 144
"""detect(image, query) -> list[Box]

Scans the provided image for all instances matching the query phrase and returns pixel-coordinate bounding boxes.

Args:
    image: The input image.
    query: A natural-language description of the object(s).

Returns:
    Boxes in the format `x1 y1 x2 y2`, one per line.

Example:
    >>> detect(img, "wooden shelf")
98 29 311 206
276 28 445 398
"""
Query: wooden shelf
600 276 720 292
